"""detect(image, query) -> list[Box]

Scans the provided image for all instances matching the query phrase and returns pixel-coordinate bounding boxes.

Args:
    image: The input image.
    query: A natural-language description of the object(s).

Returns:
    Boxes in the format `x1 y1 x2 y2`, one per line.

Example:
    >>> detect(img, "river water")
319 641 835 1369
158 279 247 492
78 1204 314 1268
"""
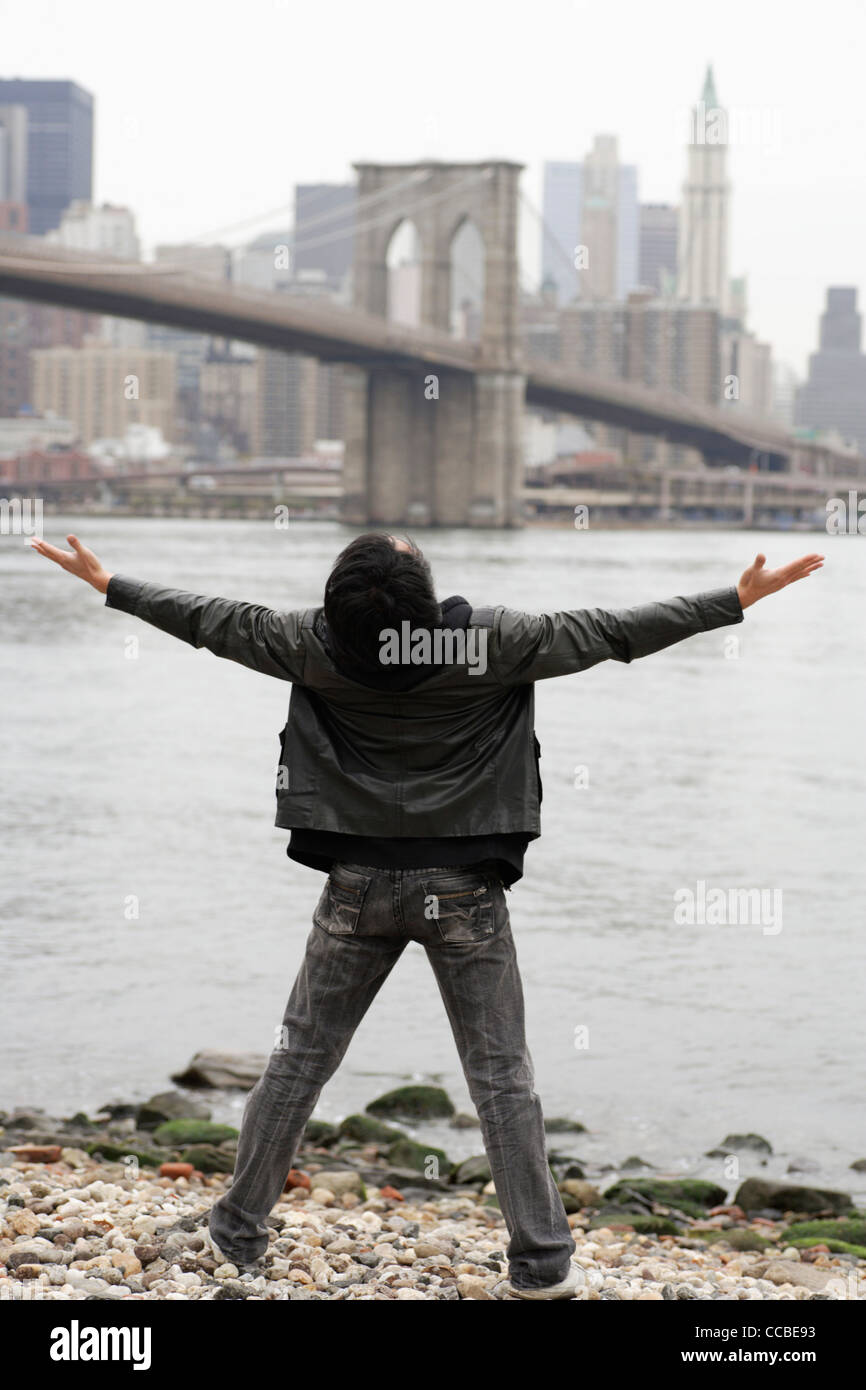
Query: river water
1 516 864 1194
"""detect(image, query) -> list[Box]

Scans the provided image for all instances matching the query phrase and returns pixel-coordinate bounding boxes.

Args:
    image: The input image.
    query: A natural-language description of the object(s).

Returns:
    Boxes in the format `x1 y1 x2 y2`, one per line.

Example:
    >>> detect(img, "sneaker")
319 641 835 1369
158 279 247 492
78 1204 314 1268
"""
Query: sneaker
509 1260 587 1300
201 1225 266 1276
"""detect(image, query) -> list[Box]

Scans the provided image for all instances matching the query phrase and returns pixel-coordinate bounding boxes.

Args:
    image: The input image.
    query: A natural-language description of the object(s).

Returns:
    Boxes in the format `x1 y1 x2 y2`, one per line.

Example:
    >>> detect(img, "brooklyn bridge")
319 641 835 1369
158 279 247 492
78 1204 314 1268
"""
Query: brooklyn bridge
0 160 860 527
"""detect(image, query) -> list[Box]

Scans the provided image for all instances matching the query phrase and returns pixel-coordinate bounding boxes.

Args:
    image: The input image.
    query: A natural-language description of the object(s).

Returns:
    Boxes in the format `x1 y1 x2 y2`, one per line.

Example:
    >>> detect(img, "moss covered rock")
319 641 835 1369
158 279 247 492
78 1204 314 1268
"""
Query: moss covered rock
138 1090 212 1130
386 1136 453 1177
558 1179 603 1208
603 1178 726 1214
180 1144 235 1174
85 1140 166 1167
337 1113 405 1145
782 1217 866 1246
367 1085 455 1121
453 1154 491 1185
705 1132 773 1157
303 1119 339 1146
735 1178 853 1216
153 1119 238 1147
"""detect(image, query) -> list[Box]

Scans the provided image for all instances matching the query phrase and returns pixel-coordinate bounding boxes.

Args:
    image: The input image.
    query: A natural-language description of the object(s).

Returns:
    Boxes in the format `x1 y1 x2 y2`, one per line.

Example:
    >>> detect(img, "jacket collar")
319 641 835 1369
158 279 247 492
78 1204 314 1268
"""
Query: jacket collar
314 595 472 691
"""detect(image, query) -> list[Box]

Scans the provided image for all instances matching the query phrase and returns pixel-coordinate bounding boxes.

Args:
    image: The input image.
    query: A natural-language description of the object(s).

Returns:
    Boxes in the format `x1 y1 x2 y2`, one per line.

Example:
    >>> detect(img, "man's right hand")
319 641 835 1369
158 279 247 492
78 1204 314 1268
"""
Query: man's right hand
736 551 824 609
30 534 114 594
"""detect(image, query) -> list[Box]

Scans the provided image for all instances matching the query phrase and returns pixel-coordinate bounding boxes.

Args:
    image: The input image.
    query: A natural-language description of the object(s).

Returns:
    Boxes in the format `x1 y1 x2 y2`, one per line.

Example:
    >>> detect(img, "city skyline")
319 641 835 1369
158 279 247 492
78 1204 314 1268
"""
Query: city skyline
3 0 864 378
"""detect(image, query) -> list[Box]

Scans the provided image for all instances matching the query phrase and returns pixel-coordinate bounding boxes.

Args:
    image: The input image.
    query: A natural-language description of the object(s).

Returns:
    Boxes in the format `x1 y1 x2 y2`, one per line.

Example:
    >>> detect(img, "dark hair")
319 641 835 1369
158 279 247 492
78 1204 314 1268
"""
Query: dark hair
324 532 440 671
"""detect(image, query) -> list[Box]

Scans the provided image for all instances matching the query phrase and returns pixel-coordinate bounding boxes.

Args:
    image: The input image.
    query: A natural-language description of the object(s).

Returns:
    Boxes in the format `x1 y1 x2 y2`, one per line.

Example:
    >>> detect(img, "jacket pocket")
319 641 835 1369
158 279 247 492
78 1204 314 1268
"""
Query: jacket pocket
422 869 495 945
313 864 373 936
276 724 289 797
532 732 543 806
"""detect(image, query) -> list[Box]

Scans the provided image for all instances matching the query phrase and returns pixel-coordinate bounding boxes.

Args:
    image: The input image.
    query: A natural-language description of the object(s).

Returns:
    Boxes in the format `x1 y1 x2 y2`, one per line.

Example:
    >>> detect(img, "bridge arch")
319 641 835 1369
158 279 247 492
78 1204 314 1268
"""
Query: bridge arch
448 215 484 342
385 217 422 327
351 160 523 360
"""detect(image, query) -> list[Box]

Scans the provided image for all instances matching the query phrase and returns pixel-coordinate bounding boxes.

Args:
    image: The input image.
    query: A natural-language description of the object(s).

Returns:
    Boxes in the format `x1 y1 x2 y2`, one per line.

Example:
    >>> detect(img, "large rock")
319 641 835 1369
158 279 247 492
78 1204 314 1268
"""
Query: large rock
357 1164 454 1193
366 1085 455 1121
603 1178 726 1216
558 1179 603 1208
170 1051 267 1090
308 1170 365 1197
761 1260 833 1292
180 1144 235 1174
153 1120 239 1147
782 1217 866 1248
544 1117 587 1134
337 1113 405 1146
85 1140 165 1167
4 1108 53 1131
452 1154 491 1186
137 1091 212 1129
706 1132 773 1157
385 1137 453 1177
735 1178 853 1216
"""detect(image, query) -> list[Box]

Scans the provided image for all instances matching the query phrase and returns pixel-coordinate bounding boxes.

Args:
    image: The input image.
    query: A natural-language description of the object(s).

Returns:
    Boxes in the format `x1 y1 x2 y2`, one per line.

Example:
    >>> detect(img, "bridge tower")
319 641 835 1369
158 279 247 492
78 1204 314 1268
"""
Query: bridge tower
342 160 526 527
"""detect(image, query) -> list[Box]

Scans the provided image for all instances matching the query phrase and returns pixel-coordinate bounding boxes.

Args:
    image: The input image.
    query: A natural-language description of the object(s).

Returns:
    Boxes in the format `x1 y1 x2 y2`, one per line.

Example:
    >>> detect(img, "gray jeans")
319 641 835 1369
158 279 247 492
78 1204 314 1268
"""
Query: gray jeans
209 862 575 1290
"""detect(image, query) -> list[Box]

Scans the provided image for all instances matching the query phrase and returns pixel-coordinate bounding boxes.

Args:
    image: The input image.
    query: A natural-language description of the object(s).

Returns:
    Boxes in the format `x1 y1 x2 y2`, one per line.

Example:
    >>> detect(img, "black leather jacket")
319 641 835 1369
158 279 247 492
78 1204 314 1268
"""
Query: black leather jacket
105 575 743 839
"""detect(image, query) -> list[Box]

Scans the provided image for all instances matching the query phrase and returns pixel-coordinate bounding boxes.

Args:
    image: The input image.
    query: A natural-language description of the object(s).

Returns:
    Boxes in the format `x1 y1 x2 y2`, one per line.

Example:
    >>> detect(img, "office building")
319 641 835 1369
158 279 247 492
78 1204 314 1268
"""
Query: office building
795 287 866 452
542 138 639 304
31 344 177 445
677 66 730 309
0 79 93 233
638 204 678 295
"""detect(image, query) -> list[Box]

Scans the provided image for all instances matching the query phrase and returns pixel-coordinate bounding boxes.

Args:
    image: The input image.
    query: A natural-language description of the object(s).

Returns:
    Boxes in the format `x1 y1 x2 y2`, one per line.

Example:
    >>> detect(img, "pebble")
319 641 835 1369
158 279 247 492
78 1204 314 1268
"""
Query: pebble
0 1154 863 1302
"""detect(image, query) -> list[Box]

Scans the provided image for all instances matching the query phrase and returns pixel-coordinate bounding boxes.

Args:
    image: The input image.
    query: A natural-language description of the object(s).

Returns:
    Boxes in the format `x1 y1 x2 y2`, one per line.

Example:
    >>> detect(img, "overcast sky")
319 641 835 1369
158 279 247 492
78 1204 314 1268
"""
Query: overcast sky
4 0 864 374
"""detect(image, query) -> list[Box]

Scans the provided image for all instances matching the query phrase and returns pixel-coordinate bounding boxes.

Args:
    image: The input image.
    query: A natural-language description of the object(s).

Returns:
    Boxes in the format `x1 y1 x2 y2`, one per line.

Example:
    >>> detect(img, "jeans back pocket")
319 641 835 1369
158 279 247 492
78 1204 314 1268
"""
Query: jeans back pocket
314 864 373 936
422 869 495 945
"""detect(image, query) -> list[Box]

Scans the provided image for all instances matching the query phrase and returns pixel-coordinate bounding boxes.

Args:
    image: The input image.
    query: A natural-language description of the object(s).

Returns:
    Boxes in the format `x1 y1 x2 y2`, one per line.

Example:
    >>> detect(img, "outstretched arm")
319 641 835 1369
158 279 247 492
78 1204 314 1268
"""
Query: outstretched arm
492 551 825 683
30 533 306 682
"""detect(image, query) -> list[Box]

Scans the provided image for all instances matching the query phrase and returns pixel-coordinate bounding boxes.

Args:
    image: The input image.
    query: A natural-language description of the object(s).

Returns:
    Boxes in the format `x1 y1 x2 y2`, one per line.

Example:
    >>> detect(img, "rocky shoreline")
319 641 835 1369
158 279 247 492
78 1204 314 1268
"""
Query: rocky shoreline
3 1067 865 1301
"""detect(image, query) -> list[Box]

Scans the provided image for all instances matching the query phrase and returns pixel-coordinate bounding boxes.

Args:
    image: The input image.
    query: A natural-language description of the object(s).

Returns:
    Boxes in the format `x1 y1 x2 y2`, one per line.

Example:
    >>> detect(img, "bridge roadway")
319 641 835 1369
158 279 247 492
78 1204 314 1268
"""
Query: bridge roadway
0 234 831 471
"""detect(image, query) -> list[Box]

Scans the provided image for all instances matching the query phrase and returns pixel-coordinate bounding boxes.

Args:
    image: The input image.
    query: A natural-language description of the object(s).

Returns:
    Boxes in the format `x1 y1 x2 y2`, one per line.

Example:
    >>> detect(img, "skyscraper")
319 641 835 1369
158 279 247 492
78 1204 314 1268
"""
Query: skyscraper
638 204 679 295
795 287 866 451
541 136 639 304
677 66 729 310
0 104 28 204
0 80 93 234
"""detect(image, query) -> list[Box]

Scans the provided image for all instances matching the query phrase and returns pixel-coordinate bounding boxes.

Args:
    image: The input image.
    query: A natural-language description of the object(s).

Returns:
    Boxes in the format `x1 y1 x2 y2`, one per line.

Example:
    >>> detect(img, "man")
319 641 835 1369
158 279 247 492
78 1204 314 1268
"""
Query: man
31 529 823 1298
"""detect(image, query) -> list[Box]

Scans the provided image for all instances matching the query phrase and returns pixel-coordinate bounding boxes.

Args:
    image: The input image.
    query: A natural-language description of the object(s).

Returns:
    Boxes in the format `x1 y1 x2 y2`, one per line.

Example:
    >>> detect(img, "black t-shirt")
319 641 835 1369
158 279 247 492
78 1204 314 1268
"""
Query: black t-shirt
287 828 529 887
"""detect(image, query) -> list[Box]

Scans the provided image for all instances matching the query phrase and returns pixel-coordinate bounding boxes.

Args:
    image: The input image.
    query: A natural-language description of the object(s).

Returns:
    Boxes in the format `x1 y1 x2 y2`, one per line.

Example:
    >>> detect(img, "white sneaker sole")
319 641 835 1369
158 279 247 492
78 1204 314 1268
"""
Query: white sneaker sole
510 1262 586 1300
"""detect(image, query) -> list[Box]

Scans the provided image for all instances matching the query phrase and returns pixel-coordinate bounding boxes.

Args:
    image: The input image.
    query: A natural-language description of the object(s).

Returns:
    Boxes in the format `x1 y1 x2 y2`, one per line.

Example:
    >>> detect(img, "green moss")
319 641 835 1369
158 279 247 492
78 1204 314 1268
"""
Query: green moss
367 1085 455 1120
603 1178 727 1213
783 1218 866 1246
385 1136 453 1177
788 1237 866 1258
303 1120 339 1146
180 1144 235 1174
85 1141 166 1167
152 1120 239 1146
337 1113 405 1145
